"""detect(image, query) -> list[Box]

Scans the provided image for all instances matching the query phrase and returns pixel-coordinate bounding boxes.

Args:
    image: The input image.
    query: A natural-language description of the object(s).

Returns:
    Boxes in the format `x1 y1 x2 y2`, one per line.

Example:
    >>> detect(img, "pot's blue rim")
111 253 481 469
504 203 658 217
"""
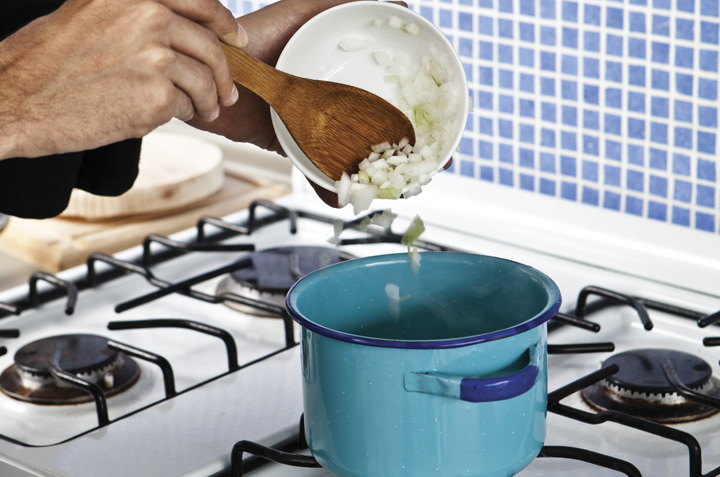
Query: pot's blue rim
286 252 562 350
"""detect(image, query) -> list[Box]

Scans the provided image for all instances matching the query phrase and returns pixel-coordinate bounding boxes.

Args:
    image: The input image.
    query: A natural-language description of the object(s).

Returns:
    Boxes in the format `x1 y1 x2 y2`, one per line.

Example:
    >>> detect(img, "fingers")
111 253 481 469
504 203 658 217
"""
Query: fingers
158 0 244 117
159 0 247 48
167 13 238 110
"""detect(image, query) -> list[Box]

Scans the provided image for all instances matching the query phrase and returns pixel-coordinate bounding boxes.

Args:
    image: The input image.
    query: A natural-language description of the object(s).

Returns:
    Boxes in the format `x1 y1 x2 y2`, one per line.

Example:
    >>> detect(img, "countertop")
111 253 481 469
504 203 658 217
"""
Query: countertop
0 120 294 292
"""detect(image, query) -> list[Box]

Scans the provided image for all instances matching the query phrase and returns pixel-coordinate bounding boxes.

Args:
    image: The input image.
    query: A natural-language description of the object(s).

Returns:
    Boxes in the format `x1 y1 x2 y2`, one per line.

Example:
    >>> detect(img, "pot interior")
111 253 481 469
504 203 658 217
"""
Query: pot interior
287 252 561 347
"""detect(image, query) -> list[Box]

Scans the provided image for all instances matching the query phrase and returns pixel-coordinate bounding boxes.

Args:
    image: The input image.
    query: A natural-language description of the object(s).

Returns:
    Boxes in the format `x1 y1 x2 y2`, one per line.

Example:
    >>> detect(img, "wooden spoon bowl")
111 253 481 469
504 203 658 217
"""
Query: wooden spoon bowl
222 43 415 182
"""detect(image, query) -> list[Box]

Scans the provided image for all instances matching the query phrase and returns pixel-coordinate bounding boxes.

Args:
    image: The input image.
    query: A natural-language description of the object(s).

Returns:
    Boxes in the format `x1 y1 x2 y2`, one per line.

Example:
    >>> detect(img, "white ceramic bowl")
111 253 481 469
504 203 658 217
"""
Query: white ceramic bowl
272 1 469 192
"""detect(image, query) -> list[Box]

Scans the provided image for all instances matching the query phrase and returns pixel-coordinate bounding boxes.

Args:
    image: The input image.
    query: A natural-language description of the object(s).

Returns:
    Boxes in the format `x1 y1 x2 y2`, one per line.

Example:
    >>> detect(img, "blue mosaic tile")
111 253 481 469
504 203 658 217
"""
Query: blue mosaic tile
698 78 718 100
541 51 557 71
562 106 578 126
651 122 668 144
605 165 622 186
542 102 557 122
626 196 644 216
519 22 535 42
584 84 599 104
498 94 514 113
480 166 494 182
584 31 600 52
563 55 579 75
630 12 647 32
561 181 578 201
675 179 692 202
540 153 556 172
439 9 452 28
650 175 668 197
460 160 475 177
541 0 556 19
521 0 536 16
584 57 599 78
629 38 647 59
582 186 600 206
540 26 557 45
653 0 671 9
678 0 695 14
701 0 719 17
520 74 535 92
605 114 622 135
541 77 556 96
696 213 715 232
652 42 670 63
627 170 645 192
477 15 493 34
519 148 534 167
562 1 578 22
582 159 599 181
562 130 577 150
498 1 513 13
561 155 577 176
698 106 718 127
607 7 624 29
519 47 534 66
519 124 535 144
628 144 645 165
700 50 719 72
562 80 578 100
499 144 514 163
697 184 716 208
498 44 513 63
584 4 601 25
478 40 492 59
540 178 557 196
652 69 670 90
520 174 535 192
584 110 600 130
673 154 691 176
675 46 694 69
606 35 624 57
563 28 579 48
499 118 514 137
701 21 720 44
499 168 514 186
606 140 622 160
479 140 493 159
674 127 693 149
698 132 717 155
653 15 670 35
676 18 694 40
606 61 623 82
698 158 717 181
541 128 556 147
672 207 691 227
648 201 667 221
499 19 514 38
650 148 668 170
676 73 694 96
652 96 669 117
604 191 622 211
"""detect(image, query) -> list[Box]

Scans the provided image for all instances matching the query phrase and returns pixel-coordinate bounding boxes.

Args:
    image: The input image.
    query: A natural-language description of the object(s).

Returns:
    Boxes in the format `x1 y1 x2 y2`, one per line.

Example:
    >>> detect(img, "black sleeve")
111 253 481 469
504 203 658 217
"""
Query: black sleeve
0 0 142 219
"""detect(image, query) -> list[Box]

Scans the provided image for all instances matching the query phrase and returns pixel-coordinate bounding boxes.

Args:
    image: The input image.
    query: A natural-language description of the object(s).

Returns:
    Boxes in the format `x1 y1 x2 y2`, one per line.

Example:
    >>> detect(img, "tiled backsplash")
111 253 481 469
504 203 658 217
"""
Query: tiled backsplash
227 1 719 234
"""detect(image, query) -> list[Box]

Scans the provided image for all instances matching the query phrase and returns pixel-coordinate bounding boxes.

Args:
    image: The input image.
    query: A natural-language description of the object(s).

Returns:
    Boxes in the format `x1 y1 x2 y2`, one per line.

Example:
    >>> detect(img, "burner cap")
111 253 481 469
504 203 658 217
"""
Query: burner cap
0 334 140 405
604 348 711 395
217 246 350 316
582 348 720 423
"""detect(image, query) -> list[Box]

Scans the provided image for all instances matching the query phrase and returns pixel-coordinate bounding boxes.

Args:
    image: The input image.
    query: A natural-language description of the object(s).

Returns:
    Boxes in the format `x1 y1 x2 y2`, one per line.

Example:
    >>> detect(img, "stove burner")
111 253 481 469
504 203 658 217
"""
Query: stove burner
0 334 140 405
216 246 350 316
581 348 720 423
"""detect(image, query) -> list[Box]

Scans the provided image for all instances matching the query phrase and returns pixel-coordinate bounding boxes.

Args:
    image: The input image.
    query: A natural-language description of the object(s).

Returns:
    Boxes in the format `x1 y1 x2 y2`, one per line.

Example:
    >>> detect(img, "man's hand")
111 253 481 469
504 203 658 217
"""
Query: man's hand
0 0 246 160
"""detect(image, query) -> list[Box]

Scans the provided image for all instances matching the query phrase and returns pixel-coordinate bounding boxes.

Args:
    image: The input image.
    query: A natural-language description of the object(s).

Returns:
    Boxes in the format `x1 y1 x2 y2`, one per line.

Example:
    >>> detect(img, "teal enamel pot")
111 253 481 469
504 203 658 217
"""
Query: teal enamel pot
286 252 561 477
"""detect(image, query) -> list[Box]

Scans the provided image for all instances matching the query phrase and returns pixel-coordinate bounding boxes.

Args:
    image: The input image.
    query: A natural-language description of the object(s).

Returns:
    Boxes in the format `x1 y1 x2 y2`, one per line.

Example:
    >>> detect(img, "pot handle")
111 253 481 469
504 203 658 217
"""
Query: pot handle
404 341 541 403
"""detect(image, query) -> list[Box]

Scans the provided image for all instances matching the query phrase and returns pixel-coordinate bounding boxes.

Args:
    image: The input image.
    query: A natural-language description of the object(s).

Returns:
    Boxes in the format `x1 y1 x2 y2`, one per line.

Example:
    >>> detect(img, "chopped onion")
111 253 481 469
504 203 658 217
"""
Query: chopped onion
334 15 462 214
401 215 425 251
327 219 344 245
338 36 372 51
385 283 410 319
373 50 393 67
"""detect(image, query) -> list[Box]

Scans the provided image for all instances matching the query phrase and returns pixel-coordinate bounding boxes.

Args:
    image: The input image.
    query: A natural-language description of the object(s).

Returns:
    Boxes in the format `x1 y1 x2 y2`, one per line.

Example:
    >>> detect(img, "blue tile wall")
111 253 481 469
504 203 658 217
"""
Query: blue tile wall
227 1 720 234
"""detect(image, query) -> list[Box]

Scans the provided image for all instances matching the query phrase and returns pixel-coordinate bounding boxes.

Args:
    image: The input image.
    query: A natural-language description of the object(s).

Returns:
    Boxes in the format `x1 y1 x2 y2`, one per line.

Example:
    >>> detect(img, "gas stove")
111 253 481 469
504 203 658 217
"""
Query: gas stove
0 173 719 476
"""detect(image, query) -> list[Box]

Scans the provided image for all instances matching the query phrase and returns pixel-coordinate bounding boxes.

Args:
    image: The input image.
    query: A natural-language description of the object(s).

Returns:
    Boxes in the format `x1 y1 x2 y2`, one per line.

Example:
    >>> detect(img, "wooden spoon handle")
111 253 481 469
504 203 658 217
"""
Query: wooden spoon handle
221 43 287 106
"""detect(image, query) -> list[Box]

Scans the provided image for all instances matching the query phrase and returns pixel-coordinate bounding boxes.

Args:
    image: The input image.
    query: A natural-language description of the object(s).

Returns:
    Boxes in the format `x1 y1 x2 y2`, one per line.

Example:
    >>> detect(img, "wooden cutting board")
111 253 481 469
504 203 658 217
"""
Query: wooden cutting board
61 131 226 220
0 169 289 273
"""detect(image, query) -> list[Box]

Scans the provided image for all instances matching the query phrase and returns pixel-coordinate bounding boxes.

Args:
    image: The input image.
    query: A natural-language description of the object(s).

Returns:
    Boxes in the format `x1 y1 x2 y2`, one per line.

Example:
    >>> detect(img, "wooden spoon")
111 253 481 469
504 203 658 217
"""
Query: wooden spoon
221 43 416 181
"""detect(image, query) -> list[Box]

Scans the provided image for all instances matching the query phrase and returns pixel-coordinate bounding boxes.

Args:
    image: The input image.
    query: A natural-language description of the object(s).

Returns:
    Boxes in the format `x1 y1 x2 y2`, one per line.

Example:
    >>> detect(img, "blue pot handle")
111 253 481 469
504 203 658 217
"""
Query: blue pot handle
404 341 542 403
